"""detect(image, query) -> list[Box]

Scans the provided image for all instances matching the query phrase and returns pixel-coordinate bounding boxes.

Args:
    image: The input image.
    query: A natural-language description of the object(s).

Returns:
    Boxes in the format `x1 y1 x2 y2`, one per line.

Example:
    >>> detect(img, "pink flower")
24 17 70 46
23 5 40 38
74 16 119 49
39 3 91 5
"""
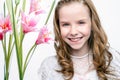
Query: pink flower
36 26 51 45
21 12 39 33
0 15 11 32
0 15 12 40
29 0 44 15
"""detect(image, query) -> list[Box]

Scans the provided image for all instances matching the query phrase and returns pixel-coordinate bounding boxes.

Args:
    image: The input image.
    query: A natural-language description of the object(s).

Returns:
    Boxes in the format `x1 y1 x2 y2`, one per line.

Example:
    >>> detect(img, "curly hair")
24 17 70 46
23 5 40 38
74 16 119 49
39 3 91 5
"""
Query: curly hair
53 0 113 80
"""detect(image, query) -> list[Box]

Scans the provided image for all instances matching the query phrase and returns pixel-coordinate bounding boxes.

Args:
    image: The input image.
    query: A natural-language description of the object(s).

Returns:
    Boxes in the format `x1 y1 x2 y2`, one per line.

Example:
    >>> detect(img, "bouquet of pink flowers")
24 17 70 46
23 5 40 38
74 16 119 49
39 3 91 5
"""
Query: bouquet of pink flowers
0 0 55 80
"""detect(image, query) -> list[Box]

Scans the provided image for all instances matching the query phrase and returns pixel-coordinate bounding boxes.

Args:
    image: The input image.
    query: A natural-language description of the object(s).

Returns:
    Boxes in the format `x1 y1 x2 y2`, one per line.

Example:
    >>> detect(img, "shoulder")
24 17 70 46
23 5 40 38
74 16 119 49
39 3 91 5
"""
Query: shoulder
41 55 57 65
108 47 120 78
38 55 63 80
108 47 120 63
41 55 59 66
40 55 61 70
38 55 61 74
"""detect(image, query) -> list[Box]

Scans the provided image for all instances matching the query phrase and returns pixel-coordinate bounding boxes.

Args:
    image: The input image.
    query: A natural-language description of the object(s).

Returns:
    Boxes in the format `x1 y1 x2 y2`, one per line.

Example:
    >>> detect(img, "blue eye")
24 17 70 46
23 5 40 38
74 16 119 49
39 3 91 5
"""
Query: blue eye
79 21 85 24
62 23 69 26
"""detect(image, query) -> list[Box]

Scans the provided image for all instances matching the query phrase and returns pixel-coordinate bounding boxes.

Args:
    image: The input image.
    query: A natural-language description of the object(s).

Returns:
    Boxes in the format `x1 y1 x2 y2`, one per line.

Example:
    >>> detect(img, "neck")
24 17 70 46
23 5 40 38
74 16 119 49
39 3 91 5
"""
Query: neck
71 53 89 59
71 46 90 57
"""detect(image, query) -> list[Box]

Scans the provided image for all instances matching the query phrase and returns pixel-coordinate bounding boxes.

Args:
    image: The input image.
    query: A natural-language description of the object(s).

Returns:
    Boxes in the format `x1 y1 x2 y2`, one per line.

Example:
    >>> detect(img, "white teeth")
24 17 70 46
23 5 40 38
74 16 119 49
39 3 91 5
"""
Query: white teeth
69 37 81 42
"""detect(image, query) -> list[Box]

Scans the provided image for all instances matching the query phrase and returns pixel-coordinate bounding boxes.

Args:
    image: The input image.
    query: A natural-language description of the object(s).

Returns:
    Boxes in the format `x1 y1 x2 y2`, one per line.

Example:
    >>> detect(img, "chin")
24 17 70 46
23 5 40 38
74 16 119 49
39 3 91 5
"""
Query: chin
70 45 83 50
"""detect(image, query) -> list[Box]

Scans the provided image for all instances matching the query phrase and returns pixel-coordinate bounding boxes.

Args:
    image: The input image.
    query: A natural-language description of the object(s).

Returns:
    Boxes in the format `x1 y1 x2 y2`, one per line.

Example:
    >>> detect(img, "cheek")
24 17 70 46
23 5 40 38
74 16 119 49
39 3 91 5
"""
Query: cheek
80 26 91 37
60 27 69 37
84 21 91 37
85 28 91 37
87 29 91 39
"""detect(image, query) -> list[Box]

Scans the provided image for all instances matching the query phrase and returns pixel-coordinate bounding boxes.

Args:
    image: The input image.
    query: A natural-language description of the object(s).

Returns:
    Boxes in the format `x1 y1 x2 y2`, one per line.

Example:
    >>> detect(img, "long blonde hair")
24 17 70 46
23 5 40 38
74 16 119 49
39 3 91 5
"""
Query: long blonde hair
53 0 113 80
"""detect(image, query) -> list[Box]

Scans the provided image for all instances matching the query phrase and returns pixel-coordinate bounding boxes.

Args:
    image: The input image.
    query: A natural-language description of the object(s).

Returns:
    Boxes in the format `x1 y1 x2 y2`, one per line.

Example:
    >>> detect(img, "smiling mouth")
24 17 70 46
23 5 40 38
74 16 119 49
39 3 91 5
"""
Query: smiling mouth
68 37 83 42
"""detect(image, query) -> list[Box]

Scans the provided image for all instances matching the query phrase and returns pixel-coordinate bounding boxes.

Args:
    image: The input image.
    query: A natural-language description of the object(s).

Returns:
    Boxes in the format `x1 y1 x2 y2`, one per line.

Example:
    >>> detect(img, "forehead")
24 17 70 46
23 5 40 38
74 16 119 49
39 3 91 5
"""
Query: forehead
59 2 90 20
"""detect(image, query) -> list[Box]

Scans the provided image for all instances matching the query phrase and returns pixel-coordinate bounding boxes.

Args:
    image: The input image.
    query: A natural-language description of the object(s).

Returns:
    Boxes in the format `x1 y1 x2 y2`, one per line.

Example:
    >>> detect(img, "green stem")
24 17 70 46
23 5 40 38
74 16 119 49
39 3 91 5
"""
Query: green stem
8 34 13 61
4 2 6 17
2 40 8 80
15 0 20 6
3 34 7 59
23 44 36 76
2 41 7 61
19 34 24 69
4 58 9 80
15 4 18 15
7 34 14 78
11 0 23 79
2 39 9 80
45 0 56 25
4 69 9 80
22 0 26 11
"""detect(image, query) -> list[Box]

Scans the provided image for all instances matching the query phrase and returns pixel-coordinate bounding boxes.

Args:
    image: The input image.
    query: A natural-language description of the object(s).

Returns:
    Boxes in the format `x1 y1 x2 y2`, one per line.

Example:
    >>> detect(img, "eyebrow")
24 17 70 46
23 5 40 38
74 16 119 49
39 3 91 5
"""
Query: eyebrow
59 21 68 23
59 18 88 23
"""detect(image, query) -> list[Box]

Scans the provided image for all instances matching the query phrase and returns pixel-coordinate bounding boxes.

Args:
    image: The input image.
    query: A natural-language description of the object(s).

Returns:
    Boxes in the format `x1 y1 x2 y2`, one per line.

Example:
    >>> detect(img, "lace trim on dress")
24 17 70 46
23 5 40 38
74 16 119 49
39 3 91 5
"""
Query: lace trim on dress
71 51 94 79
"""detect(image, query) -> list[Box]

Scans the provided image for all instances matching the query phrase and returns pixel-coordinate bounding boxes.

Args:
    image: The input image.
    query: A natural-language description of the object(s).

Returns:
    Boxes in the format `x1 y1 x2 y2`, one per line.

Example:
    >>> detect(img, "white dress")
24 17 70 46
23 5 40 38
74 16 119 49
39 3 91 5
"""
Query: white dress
38 47 120 80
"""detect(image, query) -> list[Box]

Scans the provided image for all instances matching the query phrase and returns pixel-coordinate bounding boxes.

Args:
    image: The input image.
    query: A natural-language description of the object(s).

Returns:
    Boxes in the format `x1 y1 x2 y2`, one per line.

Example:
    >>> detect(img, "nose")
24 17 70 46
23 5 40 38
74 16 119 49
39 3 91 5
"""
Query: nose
70 26 78 36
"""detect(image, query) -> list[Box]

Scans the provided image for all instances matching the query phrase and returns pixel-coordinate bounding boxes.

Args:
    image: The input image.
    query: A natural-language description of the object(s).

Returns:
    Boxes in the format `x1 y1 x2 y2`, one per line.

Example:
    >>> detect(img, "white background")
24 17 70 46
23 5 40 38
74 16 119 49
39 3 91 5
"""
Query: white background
0 0 120 80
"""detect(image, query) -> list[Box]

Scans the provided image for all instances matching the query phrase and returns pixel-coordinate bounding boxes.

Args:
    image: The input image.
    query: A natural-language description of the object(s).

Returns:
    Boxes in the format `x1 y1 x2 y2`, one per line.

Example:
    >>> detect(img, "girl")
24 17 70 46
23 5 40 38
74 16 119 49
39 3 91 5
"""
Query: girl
38 0 120 80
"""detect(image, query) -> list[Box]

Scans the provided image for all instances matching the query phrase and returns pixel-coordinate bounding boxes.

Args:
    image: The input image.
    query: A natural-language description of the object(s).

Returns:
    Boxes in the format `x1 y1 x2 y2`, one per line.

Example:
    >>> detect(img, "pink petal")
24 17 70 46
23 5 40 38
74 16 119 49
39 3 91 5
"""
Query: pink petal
0 15 12 33
0 17 4 26
34 10 45 15
0 32 3 40
5 15 12 30
35 27 51 45
21 12 38 33
29 0 41 14
28 17 37 27
22 22 37 33
44 38 51 42
35 38 44 44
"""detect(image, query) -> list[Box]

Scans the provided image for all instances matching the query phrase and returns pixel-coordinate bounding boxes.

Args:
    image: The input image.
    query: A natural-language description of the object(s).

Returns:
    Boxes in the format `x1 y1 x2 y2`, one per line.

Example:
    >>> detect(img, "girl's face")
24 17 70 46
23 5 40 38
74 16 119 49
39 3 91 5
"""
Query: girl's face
59 2 91 54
